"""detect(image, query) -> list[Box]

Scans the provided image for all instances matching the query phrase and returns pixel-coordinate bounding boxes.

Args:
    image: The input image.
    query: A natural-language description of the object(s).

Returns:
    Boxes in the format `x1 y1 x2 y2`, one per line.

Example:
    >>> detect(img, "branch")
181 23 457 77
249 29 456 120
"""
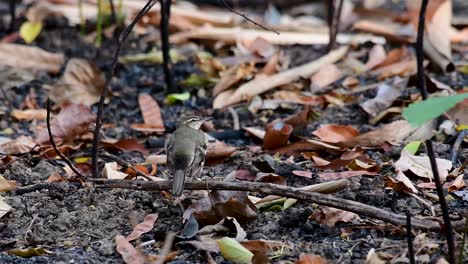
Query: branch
89 179 457 232
415 0 455 262
160 0 175 92
91 0 157 178
46 98 84 178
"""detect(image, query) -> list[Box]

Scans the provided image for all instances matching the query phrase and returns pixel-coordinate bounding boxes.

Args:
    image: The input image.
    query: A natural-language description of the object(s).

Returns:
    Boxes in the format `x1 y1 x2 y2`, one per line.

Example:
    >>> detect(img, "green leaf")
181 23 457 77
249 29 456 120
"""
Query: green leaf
403 141 422 154
458 65 468 74
217 237 253 264
283 198 297 210
167 92 190 104
403 94 468 127
181 73 218 87
19 21 43 44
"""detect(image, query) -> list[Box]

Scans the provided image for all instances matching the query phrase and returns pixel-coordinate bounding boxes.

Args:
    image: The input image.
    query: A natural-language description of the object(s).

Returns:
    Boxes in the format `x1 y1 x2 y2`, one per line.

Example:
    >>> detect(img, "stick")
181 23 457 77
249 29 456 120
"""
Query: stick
160 0 175 93
218 0 278 34
46 98 84 178
227 107 240 130
406 213 415 264
89 178 457 232
415 0 455 262
8 0 15 33
91 0 157 178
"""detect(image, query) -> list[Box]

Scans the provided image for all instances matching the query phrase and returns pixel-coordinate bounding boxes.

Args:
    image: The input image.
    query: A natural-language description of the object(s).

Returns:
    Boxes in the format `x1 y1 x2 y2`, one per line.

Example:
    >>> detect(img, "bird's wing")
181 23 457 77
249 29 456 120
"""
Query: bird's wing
165 135 175 172
190 131 207 179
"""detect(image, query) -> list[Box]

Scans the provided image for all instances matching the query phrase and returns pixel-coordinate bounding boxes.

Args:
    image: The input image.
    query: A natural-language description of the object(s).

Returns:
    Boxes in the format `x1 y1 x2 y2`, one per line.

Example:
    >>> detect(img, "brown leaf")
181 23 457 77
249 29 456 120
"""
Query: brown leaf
340 120 415 148
373 57 417 80
35 104 95 144
271 91 325 106
0 43 64 74
0 175 16 192
48 59 105 106
126 214 158 241
213 46 348 109
263 121 293 150
184 190 257 226
296 254 329 264
310 64 343 93
11 109 47 121
130 94 165 133
312 124 359 143
101 138 149 155
319 170 379 181
212 62 255 96
448 174 466 192
365 44 386 70
373 47 409 69
0 136 36 154
206 140 236 165
256 173 287 185
46 172 67 183
310 206 360 227
384 171 418 194
360 80 403 117
115 235 145 264
353 19 414 43
240 37 276 58
292 170 313 178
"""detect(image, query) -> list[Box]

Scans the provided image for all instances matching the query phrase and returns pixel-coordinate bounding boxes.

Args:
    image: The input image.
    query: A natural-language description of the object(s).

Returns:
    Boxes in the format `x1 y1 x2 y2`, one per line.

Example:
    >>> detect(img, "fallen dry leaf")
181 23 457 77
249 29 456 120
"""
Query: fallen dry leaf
0 197 11 219
48 58 105 106
102 162 128 180
296 253 329 264
384 171 418 194
126 214 158 241
448 174 466 192
340 120 415 148
0 175 16 192
206 140 236 165
11 109 47 121
310 64 343 93
130 94 165 133
312 124 359 143
0 136 36 155
292 170 313 178
101 138 149 155
310 206 360 227
353 19 414 43
213 46 348 108
212 62 255 96
365 44 386 70
0 43 64 74
35 104 95 145
360 80 404 117
263 121 293 150
373 47 409 69
115 235 145 264
394 150 452 182
319 170 379 181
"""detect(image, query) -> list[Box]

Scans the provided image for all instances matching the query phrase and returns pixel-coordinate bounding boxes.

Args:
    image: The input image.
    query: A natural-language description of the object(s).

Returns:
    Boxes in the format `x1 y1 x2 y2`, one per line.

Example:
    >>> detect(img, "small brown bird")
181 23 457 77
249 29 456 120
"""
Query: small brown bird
166 116 211 197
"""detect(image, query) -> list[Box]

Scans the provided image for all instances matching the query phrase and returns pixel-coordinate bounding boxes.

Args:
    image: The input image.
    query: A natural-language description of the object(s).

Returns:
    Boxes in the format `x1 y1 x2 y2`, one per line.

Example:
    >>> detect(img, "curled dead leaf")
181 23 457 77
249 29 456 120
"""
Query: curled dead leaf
130 94 165 133
312 124 359 143
0 43 64 74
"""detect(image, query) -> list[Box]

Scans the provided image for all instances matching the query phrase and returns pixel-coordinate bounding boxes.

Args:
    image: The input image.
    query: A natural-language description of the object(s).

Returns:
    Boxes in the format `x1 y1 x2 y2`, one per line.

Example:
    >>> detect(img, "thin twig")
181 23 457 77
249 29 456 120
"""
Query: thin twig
92 0 157 178
227 107 240 130
406 212 416 264
46 98 84 178
98 152 153 181
451 129 467 165
415 1 455 262
109 0 117 23
160 0 175 93
219 0 279 34
89 179 465 232
155 232 175 264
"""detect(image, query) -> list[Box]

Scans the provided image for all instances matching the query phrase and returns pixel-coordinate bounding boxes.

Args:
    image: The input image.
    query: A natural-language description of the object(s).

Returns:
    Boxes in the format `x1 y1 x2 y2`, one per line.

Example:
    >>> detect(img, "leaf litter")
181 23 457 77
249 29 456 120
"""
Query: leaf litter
0 0 466 263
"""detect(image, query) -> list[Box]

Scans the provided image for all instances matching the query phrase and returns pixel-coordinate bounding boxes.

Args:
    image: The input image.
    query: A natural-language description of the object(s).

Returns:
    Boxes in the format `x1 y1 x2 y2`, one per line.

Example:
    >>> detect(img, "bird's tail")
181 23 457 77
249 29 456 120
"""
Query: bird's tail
172 170 186 197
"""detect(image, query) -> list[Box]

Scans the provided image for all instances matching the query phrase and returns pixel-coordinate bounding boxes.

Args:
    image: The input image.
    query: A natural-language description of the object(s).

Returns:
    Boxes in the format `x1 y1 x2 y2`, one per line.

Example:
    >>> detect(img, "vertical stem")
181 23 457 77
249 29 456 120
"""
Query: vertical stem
79 0 86 35
415 1 455 262
406 213 416 264
96 0 103 47
8 0 16 33
326 0 335 52
109 0 117 24
91 0 157 178
160 0 175 93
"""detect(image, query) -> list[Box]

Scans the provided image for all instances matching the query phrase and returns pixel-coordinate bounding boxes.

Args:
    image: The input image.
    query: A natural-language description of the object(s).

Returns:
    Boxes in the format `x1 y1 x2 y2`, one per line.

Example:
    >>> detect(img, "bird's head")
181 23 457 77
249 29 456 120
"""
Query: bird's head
178 116 212 129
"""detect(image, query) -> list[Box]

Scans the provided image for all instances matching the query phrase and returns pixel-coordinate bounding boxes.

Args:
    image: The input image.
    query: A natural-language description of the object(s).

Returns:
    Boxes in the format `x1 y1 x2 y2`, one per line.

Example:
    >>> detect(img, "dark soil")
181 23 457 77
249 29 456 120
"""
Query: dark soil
0 2 467 264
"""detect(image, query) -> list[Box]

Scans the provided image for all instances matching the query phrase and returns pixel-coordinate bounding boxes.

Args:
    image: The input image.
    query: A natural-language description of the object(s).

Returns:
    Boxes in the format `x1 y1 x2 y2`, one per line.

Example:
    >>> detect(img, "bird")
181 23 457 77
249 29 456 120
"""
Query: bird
166 116 211 197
